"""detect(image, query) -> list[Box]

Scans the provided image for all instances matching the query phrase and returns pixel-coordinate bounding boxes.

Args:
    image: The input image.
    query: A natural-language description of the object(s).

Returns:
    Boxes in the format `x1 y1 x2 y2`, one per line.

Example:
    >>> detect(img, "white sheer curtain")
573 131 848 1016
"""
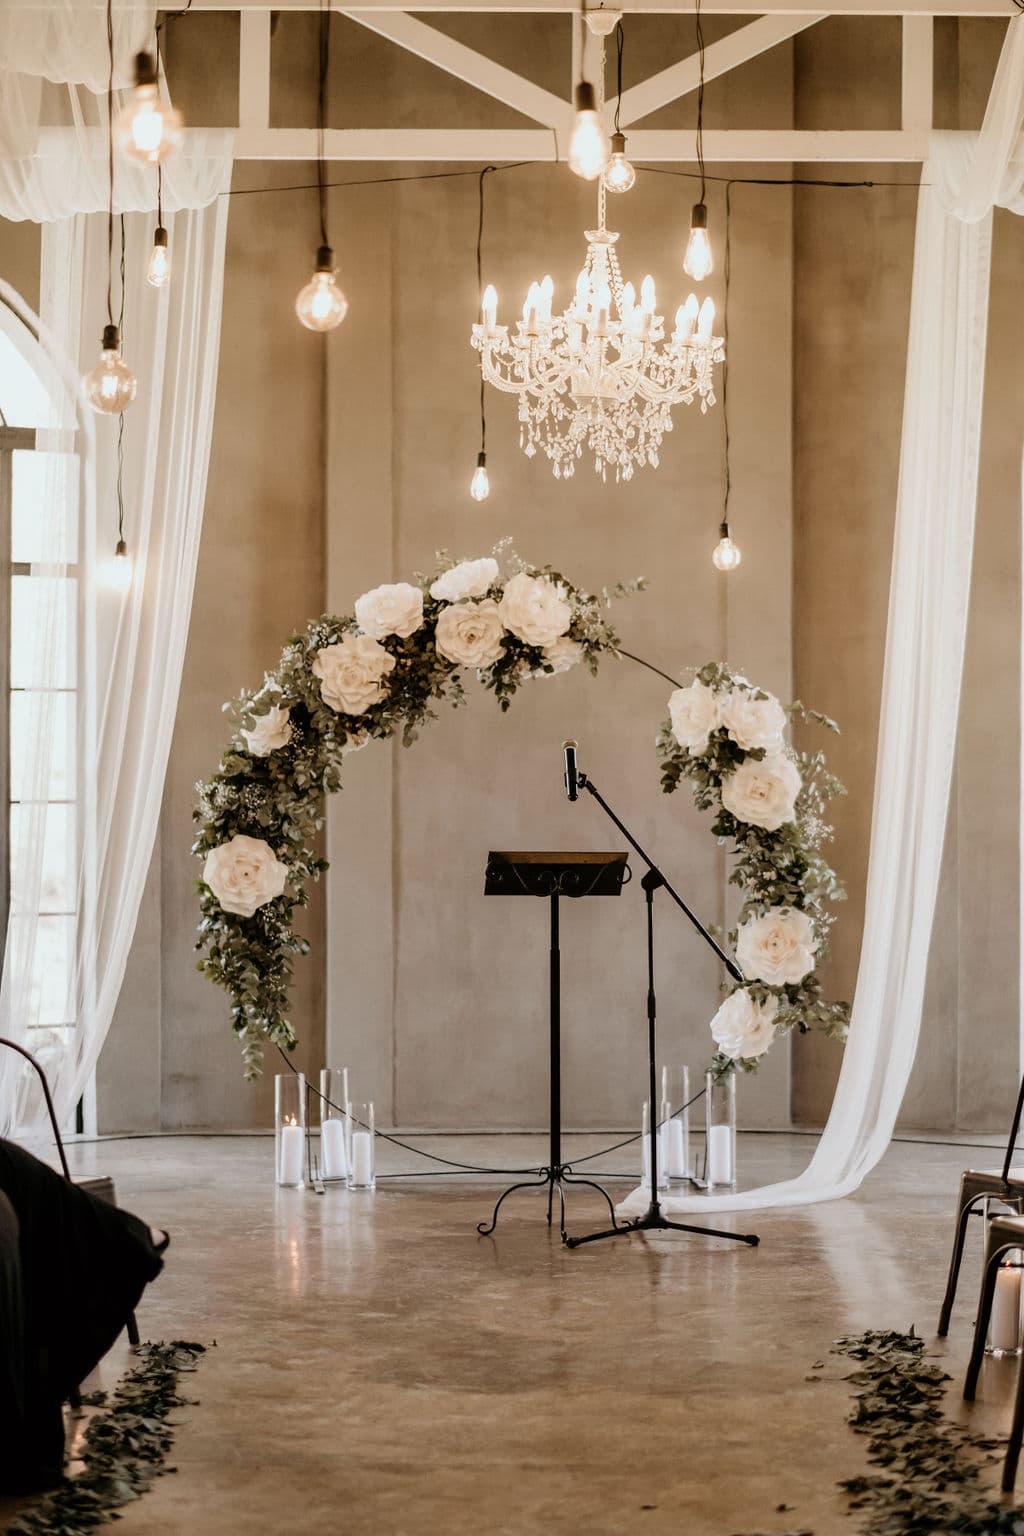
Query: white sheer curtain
0 4 233 1134
622 13 1024 1217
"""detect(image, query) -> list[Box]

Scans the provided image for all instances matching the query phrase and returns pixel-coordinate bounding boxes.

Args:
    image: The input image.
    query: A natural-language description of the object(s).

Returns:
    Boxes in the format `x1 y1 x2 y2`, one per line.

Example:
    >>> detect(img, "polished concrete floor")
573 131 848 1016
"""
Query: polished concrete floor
4 1130 1024 1535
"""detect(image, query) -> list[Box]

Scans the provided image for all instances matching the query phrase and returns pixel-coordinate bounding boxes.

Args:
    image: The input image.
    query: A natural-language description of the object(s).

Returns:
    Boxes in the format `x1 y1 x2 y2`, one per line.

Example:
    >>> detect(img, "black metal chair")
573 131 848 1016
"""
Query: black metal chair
937 1071 1024 1337
961 1209 1024 1491
0 1036 140 1359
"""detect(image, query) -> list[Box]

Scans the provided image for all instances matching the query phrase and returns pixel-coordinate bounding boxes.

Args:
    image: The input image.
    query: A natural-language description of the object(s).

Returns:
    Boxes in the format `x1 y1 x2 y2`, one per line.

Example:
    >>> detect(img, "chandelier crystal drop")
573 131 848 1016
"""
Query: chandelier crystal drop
471 185 724 483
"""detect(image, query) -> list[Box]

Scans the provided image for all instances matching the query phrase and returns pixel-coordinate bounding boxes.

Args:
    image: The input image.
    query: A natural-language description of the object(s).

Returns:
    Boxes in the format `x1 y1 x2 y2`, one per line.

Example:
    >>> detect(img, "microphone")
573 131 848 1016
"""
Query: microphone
563 740 579 802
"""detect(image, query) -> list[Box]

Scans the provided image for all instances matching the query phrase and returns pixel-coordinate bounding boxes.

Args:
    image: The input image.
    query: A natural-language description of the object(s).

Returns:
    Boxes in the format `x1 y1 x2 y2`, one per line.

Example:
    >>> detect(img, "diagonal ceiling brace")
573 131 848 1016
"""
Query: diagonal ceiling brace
617 14 826 125
340 8 570 126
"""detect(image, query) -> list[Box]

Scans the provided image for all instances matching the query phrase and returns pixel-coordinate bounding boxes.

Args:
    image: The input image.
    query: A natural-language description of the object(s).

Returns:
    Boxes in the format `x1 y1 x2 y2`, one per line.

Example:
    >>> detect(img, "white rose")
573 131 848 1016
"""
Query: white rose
354 582 424 640
721 750 801 832
720 689 787 753
736 906 816 986
429 558 500 603
498 572 572 649
710 989 779 1062
203 834 289 919
668 680 719 754
537 635 584 676
434 599 506 668
312 634 396 715
241 704 292 757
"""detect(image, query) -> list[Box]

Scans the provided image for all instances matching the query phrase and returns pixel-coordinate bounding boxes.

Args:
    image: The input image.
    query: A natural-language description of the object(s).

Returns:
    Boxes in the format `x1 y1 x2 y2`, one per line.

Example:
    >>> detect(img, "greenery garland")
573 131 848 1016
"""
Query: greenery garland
194 551 849 1079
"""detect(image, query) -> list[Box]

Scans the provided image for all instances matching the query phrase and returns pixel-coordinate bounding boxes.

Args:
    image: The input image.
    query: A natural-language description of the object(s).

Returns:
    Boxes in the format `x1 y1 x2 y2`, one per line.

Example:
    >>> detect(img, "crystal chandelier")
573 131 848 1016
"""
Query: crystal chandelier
470 182 724 483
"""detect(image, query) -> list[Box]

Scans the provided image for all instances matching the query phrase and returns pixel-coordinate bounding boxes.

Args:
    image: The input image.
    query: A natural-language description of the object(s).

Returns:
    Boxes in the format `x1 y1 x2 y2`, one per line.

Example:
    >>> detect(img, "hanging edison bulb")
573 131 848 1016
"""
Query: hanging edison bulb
295 246 348 332
683 202 714 282
117 52 184 166
146 226 171 288
712 522 742 572
603 131 636 194
470 451 490 503
83 325 137 415
568 83 610 181
110 538 133 592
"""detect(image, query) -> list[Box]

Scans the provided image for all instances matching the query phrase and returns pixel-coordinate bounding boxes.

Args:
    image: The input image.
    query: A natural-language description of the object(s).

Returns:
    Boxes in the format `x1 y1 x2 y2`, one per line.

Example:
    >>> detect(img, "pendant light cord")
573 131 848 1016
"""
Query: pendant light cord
117 215 126 545
695 0 707 206
476 164 496 456
723 179 732 525
105 0 115 327
317 0 330 250
157 163 163 228
614 20 625 134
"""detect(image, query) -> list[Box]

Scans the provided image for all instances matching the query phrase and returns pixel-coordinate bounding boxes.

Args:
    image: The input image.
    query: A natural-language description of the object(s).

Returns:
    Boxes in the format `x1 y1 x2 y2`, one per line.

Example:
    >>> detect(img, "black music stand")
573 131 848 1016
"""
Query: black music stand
477 851 629 1241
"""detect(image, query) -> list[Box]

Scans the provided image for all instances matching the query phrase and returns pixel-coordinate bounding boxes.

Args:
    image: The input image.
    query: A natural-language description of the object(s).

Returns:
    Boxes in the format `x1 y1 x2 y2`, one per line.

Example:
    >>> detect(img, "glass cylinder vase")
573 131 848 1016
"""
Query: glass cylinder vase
275 1072 306 1189
319 1067 350 1183
346 1102 376 1192
661 1065 692 1182
705 1069 736 1189
987 1251 1024 1357
641 1100 669 1192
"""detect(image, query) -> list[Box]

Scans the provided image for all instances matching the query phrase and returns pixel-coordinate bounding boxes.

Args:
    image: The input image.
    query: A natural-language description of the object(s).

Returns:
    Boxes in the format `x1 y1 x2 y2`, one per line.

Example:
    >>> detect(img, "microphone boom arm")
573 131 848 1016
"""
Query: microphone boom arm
577 770 743 984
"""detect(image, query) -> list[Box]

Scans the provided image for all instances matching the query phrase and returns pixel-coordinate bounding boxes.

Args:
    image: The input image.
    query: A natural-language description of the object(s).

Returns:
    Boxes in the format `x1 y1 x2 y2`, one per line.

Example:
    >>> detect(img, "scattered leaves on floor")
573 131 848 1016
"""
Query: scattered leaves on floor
8 1341 206 1536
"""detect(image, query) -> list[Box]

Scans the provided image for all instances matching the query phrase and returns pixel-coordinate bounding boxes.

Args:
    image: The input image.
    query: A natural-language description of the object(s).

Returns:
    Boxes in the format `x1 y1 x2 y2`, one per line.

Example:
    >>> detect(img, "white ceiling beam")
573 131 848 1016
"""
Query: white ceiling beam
182 0 1015 16
342 10 569 124
617 14 826 125
238 10 271 129
228 124 936 158
901 14 934 129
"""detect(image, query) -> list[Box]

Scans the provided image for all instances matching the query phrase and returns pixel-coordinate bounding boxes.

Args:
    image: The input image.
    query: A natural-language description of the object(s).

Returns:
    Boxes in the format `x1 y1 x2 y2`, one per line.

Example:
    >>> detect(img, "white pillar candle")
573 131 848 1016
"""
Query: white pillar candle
321 1118 348 1180
666 1118 687 1179
279 1120 304 1186
991 1264 1022 1353
707 1124 734 1186
351 1130 374 1187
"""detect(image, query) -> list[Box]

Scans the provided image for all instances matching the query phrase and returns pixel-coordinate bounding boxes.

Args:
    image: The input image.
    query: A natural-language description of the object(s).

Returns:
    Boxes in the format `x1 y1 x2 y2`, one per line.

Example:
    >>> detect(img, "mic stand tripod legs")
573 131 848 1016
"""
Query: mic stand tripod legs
564 784 759 1252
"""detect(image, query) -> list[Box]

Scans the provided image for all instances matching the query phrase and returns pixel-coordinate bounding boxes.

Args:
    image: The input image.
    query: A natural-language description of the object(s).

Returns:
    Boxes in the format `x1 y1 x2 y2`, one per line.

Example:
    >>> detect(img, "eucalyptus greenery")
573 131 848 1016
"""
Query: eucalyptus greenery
8 1342 205 1536
657 662 850 1076
195 558 848 1080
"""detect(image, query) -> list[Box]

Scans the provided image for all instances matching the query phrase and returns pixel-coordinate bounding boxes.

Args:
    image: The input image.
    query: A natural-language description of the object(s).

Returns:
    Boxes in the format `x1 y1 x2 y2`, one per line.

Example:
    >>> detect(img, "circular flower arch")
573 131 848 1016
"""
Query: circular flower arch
194 552 850 1078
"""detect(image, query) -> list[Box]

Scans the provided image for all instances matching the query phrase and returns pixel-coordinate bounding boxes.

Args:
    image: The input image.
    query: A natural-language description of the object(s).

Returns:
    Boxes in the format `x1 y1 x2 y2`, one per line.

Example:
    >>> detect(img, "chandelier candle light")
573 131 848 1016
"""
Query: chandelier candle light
471 182 723 482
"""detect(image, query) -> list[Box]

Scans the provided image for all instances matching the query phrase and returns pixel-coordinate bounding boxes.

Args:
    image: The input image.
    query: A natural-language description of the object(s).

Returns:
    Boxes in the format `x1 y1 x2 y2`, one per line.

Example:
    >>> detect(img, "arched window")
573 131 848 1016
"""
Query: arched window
0 298 79 1079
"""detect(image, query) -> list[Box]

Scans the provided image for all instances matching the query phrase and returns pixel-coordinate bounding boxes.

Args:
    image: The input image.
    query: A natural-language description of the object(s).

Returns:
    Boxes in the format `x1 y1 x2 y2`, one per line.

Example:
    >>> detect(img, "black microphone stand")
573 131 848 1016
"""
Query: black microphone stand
563 768 760 1251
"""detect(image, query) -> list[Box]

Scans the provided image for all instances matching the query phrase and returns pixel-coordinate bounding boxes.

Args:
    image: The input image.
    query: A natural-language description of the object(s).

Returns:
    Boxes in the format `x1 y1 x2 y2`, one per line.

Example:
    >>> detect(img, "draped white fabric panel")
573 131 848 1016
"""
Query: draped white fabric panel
621 14 1024 1217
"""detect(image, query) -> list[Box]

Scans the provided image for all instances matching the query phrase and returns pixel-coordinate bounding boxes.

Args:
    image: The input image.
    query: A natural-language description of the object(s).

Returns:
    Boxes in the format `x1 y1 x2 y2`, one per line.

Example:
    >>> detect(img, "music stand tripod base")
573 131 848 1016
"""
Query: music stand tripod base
477 852 629 1242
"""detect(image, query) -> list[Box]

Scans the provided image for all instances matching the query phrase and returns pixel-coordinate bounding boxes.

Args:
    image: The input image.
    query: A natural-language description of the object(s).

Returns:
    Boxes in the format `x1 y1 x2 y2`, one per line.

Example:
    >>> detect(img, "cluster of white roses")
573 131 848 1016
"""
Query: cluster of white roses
666 675 820 1066
202 558 585 922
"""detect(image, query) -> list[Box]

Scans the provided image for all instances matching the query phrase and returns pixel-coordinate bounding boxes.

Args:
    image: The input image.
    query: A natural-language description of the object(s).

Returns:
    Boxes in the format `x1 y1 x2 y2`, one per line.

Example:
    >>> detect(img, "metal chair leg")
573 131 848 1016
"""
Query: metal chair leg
1003 1355 1024 1492
964 1243 1016 1401
938 1189 988 1336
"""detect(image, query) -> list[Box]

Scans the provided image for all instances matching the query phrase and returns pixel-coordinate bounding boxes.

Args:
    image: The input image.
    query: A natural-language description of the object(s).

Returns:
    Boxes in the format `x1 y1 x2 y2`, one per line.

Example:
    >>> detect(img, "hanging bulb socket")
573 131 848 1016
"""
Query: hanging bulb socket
147 225 171 288
568 82 611 181
296 247 349 332
712 521 742 572
133 50 159 88
84 325 137 415
470 450 490 502
603 130 637 194
115 537 128 560
684 202 714 282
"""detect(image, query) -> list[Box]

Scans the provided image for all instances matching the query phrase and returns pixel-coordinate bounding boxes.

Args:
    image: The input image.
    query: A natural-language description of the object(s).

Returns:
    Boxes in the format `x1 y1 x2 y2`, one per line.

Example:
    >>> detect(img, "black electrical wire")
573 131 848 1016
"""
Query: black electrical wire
316 0 330 250
614 20 625 135
476 165 496 459
116 215 126 546
105 0 115 327
723 179 732 529
694 0 707 207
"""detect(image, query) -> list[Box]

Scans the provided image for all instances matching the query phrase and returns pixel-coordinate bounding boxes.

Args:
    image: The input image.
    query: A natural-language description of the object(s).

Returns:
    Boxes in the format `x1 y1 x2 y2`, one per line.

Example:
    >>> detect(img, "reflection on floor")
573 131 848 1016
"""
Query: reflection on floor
2 1132 1022 1535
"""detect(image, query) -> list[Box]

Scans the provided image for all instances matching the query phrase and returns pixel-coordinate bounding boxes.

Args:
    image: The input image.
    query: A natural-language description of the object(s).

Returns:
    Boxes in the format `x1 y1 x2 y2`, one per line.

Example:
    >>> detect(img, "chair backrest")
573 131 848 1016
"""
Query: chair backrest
0 1037 71 1180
